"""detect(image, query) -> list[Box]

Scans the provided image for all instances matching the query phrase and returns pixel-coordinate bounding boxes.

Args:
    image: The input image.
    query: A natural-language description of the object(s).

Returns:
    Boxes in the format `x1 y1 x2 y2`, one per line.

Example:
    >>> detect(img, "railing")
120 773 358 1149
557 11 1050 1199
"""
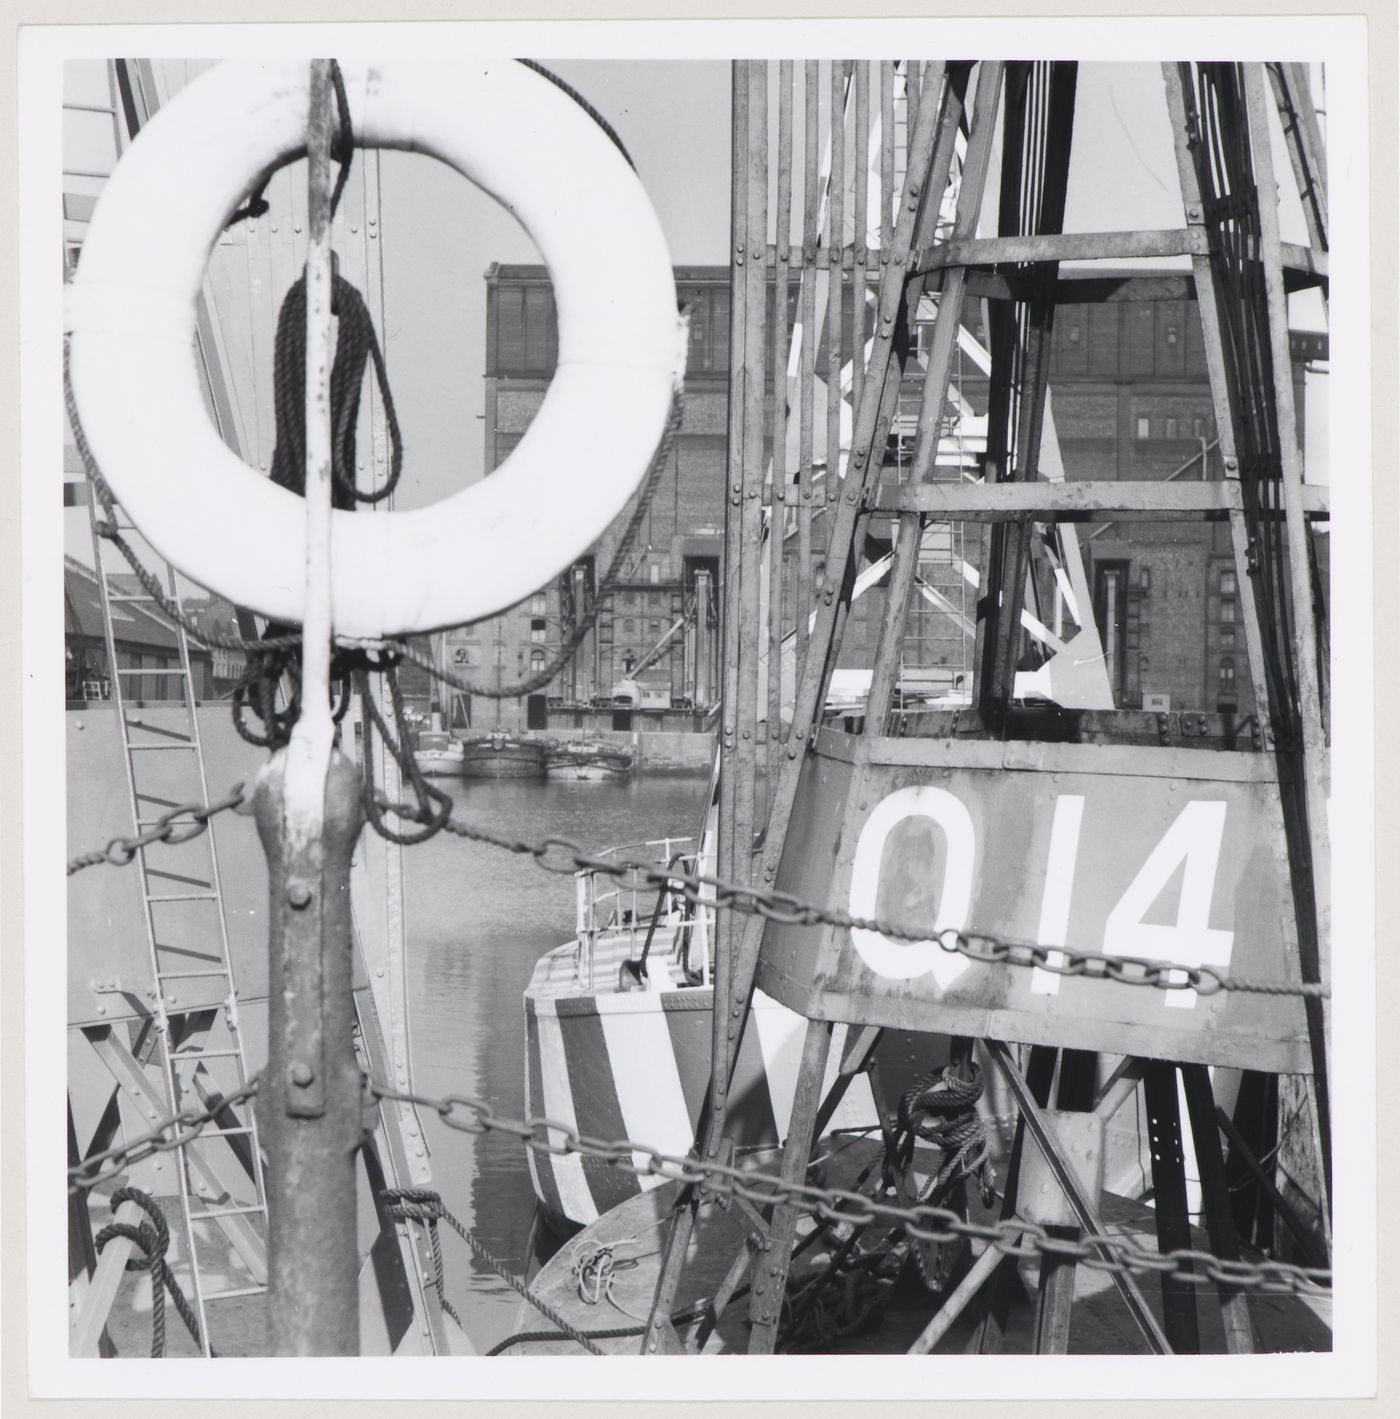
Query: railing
573 836 710 990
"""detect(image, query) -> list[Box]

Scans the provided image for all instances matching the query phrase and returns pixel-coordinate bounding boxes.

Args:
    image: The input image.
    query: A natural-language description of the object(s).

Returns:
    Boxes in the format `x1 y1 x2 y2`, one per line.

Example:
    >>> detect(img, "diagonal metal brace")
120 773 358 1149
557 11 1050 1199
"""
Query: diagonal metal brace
985 1039 1173 1354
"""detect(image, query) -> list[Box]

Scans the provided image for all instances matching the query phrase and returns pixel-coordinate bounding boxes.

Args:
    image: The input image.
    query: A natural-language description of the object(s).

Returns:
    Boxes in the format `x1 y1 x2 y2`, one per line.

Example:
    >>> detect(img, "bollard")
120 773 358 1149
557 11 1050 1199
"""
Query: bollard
255 747 365 1356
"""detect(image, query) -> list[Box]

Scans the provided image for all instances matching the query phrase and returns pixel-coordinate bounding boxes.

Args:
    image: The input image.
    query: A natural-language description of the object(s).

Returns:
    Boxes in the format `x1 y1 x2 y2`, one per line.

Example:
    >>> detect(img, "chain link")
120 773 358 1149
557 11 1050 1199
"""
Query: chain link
67 1072 1329 1297
67 785 248 876
369 1081 1331 1297
68 1079 260 1195
419 803 1329 1002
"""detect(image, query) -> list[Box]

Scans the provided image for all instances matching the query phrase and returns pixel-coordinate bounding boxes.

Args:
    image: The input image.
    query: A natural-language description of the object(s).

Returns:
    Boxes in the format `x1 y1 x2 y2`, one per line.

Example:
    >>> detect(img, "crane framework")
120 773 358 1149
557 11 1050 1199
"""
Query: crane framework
644 58 1331 1356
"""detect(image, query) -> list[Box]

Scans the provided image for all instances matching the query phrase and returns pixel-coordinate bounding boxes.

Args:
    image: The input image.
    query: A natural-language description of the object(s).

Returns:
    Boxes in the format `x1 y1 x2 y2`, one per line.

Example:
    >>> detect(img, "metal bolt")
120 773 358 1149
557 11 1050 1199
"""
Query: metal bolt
291 1063 314 1087
287 882 313 909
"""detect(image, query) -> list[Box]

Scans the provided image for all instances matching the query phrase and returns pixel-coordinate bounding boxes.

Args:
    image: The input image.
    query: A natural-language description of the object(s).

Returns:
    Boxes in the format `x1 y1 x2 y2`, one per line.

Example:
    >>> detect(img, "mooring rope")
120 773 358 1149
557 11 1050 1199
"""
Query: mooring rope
93 1187 210 1358
380 1187 607 1356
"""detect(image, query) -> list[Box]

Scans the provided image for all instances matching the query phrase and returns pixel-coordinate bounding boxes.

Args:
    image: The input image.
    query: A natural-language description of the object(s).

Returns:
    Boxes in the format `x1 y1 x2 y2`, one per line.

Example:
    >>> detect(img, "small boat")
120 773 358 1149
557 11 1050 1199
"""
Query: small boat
460 732 546 779
413 728 466 778
543 741 635 781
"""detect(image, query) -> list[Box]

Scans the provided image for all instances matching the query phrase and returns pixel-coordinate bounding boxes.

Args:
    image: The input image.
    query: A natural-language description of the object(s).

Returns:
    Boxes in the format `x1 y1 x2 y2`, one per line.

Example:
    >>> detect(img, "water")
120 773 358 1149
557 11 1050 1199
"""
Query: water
402 772 710 1353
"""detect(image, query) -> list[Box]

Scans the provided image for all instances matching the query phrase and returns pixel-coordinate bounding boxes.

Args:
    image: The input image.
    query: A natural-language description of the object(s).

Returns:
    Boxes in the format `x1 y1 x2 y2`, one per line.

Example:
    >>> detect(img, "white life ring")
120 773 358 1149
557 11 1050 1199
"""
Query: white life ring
66 61 682 639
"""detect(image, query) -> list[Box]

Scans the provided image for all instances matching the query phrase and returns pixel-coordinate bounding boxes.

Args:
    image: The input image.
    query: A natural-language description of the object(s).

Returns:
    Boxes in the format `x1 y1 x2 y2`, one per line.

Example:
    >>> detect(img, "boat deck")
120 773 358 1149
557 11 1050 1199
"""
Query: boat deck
507 1137 1332 1356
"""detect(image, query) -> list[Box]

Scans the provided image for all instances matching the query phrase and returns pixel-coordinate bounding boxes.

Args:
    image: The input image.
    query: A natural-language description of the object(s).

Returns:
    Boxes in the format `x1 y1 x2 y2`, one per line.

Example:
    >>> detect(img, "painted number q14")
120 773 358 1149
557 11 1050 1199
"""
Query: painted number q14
847 785 1235 1008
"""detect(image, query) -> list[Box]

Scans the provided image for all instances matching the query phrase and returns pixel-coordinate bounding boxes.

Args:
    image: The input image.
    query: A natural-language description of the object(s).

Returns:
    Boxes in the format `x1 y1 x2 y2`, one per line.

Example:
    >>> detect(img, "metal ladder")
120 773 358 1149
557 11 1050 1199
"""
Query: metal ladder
69 61 269 1353
84 507 272 1354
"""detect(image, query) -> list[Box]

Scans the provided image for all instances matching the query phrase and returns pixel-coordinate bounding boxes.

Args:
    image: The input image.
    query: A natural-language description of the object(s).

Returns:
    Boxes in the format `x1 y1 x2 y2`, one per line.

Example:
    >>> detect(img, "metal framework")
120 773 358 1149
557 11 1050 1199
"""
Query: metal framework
645 58 1330 1356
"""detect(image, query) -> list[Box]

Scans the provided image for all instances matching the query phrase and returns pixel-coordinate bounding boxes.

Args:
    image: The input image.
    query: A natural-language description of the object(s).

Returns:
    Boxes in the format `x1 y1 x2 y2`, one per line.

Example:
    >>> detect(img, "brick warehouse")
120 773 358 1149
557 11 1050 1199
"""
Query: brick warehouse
461 263 1323 735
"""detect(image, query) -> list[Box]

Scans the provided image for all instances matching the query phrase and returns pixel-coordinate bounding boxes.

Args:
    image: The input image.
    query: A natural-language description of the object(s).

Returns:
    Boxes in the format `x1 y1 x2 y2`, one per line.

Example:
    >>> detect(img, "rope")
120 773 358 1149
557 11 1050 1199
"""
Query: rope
486 1303 710 1357
380 1187 607 1356
882 1059 997 1293
226 58 355 228
93 1187 209 1357
516 60 634 170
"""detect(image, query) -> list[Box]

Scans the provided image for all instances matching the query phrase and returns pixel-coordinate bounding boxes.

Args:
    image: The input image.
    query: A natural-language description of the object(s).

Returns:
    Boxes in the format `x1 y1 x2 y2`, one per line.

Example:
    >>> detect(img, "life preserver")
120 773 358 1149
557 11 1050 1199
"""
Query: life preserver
66 61 681 639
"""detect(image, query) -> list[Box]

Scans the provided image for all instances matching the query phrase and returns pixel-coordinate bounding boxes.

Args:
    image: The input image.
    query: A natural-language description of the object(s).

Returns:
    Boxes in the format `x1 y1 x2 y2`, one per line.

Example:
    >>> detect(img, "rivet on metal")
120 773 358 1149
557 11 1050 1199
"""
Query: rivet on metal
291 1063 314 1087
287 881 313 909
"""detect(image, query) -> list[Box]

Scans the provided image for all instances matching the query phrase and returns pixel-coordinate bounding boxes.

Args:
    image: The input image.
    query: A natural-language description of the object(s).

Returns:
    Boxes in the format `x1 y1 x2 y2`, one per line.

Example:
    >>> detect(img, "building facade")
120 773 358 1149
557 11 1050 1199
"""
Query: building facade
475 264 1317 732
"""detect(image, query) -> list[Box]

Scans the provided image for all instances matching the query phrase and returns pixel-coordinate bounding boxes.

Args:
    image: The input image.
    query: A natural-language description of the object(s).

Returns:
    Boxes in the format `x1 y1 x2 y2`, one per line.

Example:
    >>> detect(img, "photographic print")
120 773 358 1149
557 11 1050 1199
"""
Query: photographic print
20 15 1376 1404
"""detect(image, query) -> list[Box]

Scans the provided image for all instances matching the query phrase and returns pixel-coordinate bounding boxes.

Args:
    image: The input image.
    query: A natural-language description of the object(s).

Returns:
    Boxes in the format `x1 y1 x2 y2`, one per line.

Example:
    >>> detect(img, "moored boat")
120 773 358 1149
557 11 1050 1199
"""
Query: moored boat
543 741 635 781
413 728 466 777
460 732 546 779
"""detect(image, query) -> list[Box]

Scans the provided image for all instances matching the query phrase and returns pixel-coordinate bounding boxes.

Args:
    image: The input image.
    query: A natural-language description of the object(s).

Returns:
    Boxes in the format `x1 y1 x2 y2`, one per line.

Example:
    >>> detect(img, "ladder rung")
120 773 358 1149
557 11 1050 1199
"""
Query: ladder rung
118 665 189 676
137 816 212 828
189 1204 266 1222
189 1124 255 1139
202 1285 268 1301
156 968 232 980
128 741 197 751
147 891 219 902
171 1048 242 1060
109 594 162 605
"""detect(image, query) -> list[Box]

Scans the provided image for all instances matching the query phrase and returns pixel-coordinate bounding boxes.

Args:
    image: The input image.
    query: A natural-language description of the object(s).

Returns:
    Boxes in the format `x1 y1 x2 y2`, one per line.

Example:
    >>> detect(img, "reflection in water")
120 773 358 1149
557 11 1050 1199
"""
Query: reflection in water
404 772 709 1352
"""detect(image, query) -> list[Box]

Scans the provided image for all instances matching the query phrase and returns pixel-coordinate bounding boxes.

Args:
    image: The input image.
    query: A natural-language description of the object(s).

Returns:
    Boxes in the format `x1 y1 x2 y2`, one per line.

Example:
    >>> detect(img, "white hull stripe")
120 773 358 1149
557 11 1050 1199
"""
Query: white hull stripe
530 996 598 1225
599 1002 695 1189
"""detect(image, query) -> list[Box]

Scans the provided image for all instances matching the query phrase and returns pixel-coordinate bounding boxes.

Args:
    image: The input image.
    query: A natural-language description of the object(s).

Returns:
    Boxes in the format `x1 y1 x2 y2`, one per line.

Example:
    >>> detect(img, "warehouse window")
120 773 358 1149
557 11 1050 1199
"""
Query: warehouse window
1165 417 1179 439
1136 416 1151 440
1219 656 1236 685
530 618 546 643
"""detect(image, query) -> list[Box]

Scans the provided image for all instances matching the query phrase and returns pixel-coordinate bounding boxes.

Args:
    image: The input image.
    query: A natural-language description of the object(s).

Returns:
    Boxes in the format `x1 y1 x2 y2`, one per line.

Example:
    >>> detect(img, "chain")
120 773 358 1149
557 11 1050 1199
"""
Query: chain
69 779 1328 1001
411 802 1329 1002
68 1079 260 1195
369 1081 1331 1297
68 1072 1330 1295
66 785 248 876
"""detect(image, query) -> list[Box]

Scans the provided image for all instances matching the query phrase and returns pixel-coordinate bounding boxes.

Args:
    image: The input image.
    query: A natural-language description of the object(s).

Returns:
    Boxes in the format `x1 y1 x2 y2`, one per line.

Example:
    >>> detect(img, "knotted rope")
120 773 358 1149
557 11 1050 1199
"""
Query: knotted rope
883 1061 998 1293
93 1187 209 1357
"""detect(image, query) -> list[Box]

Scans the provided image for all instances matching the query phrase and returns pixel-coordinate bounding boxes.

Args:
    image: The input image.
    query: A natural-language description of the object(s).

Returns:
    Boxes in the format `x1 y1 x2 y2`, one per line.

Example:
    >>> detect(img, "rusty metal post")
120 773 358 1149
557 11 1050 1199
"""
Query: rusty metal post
254 60 364 1356
255 750 365 1355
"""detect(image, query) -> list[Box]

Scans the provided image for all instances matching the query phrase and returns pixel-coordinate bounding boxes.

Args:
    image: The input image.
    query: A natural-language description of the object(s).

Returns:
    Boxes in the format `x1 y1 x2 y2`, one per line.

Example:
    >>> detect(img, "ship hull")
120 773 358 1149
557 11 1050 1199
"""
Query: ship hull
460 738 546 779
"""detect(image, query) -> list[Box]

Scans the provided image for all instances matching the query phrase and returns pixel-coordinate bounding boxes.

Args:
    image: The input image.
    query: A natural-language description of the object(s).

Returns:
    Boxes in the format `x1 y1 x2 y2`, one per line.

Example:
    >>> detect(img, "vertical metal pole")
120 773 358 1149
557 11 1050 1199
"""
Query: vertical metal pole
256 60 364 1357
797 61 819 672
746 1019 834 1352
768 61 793 787
1244 62 1331 1212
1180 1064 1255 1353
851 61 870 423
1161 64 1277 743
865 64 989 729
733 50 768 914
1142 1062 1201 1353
825 62 846 527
